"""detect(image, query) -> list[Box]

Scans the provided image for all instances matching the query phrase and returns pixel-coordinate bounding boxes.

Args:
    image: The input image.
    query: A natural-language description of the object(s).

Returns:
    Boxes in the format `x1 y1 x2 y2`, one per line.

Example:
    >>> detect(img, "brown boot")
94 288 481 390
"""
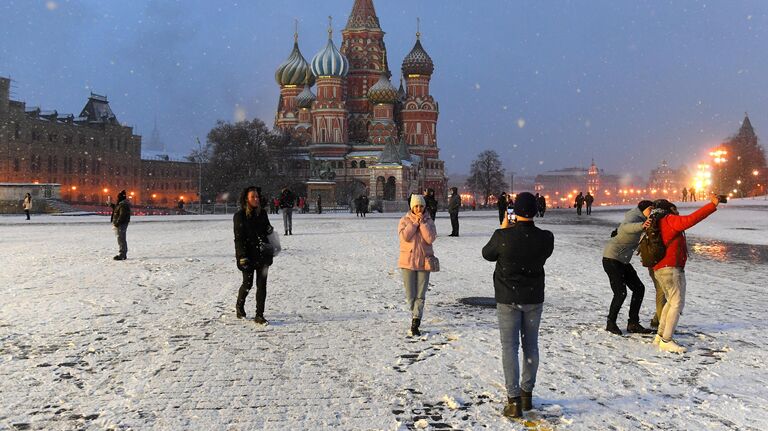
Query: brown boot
503 396 522 418
521 390 533 411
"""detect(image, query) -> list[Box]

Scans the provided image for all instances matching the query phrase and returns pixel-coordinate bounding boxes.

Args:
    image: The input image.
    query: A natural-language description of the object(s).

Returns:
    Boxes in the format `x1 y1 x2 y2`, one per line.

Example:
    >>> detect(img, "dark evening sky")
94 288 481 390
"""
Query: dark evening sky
2 0 767 178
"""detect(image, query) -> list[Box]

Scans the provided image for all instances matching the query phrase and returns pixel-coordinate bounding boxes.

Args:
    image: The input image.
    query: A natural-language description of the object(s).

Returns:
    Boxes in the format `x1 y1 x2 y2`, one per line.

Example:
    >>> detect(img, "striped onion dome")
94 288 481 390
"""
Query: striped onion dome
275 39 314 86
295 85 316 108
311 34 349 78
401 38 434 76
367 74 398 104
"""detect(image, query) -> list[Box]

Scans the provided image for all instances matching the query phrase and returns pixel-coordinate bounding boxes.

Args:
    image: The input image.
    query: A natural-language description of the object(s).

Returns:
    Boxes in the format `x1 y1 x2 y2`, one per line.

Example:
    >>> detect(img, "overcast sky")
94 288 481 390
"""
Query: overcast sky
2 0 767 178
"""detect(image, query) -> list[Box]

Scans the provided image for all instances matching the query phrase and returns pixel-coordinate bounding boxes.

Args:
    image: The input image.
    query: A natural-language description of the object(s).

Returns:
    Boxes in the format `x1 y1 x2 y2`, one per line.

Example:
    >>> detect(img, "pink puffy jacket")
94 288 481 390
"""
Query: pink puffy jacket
398 211 437 271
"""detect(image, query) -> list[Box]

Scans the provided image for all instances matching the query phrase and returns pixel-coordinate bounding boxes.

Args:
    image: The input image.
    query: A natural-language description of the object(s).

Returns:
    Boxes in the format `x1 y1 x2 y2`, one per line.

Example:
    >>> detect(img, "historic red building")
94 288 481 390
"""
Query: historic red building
273 0 446 206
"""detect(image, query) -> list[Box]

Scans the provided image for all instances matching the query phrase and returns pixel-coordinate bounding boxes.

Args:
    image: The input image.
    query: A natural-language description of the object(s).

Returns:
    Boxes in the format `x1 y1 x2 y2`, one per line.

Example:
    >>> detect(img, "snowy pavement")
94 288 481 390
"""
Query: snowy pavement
1 204 767 430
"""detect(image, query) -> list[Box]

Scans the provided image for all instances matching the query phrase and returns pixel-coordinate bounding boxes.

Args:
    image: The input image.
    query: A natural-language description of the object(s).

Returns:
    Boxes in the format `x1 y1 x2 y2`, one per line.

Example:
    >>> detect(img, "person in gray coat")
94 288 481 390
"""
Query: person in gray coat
602 200 654 335
110 190 131 260
447 187 461 236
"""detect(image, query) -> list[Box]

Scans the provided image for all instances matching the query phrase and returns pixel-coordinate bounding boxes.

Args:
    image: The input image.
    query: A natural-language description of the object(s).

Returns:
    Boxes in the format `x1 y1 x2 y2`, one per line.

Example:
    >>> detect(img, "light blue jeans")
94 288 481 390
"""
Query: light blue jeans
401 269 430 319
497 302 543 398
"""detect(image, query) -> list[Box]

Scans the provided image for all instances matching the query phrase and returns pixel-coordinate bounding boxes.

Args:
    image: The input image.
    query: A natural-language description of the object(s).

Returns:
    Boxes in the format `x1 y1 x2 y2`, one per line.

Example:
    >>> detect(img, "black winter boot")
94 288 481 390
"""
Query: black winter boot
503 396 523 418
627 322 654 334
521 390 533 411
605 321 623 335
410 318 421 337
254 314 269 325
236 299 246 319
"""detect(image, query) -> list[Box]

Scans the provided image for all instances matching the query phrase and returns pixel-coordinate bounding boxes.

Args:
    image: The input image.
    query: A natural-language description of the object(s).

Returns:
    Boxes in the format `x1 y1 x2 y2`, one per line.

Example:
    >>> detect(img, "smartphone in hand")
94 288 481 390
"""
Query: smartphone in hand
506 207 515 221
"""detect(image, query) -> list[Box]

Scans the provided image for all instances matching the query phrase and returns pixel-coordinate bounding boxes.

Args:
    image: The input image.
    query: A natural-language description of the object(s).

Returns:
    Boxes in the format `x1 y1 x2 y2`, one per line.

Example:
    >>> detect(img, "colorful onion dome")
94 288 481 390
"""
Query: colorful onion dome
367 74 398 104
401 37 434 76
275 35 314 86
311 25 349 78
295 85 316 108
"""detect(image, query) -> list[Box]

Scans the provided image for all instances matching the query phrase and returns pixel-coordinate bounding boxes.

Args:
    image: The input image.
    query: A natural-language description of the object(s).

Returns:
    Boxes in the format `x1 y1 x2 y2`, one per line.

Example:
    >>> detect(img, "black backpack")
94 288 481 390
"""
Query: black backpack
638 213 666 267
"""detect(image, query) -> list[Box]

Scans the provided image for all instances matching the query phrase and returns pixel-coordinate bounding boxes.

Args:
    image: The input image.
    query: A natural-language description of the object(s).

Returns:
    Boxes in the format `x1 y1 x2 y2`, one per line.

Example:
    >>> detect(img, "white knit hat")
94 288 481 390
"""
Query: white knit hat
410 194 426 209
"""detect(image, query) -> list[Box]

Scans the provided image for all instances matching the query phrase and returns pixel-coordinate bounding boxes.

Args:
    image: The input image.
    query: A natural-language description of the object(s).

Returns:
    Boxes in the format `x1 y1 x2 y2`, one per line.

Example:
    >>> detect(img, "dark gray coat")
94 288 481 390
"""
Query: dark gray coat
602 207 646 264
111 200 131 227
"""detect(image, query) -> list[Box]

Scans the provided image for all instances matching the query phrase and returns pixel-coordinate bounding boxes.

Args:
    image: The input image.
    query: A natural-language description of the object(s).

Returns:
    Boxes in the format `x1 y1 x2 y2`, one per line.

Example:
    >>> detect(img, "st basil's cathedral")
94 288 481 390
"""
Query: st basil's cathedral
273 0 446 208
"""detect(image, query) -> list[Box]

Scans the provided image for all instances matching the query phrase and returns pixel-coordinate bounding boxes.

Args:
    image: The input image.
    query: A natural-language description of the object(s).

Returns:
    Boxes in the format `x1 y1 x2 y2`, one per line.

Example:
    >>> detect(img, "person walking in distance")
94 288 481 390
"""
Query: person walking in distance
603 200 655 335
681 188 688 202
585 192 594 215
22 193 32 220
233 186 276 325
574 192 585 215
316 194 322 214
279 187 296 235
536 194 546 218
497 192 508 224
650 196 720 353
448 187 461 236
398 194 438 337
482 192 554 418
110 190 131 260
424 188 438 222
689 187 697 202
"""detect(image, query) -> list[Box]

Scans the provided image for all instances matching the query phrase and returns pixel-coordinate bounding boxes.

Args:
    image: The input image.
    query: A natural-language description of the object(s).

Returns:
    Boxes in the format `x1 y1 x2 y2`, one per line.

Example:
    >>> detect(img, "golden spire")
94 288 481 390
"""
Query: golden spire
294 19 299 43
416 17 421 40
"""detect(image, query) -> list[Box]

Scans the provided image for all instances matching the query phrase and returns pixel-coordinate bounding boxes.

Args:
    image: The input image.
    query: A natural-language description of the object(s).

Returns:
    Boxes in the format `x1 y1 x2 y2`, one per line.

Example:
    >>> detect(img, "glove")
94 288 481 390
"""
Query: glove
238 258 250 270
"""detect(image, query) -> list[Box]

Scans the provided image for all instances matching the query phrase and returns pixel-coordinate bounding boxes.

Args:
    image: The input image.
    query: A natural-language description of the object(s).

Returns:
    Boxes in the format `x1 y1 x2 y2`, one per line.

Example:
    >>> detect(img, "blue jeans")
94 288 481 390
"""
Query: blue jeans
401 269 430 319
497 302 543 397
282 208 293 232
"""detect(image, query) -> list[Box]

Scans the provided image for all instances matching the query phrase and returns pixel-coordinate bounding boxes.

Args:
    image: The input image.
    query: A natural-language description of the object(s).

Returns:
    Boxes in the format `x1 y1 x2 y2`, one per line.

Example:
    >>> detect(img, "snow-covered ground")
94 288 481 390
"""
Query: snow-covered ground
1 201 767 430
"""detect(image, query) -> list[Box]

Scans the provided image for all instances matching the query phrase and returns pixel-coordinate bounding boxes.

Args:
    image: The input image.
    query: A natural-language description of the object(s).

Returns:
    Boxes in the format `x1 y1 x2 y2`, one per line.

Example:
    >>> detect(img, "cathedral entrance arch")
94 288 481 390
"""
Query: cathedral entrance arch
384 176 397 201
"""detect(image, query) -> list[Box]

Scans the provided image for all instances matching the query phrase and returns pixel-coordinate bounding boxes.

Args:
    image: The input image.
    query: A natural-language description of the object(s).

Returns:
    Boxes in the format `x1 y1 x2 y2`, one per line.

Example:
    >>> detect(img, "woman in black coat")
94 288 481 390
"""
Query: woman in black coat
234 186 275 325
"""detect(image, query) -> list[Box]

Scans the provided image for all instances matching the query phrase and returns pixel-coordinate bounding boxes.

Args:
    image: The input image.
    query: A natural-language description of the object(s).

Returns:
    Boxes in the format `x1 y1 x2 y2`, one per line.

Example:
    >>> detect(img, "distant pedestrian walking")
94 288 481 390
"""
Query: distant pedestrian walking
497 192 508 224
110 190 131 260
585 192 594 215
482 192 554 418
602 200 655 336
689 187 697 202
425 188 438 221
536 193 546 217
279 187 295 235
22 193 32 220
574 192 585 215
681 188 688 202
398 194 438 337
447 187 461 236
234 186 278 325
316 195 322 214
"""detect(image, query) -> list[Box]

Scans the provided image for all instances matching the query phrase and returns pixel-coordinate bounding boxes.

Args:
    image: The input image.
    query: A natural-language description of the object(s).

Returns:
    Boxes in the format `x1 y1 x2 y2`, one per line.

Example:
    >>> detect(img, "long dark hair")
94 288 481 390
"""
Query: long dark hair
239 186 260 217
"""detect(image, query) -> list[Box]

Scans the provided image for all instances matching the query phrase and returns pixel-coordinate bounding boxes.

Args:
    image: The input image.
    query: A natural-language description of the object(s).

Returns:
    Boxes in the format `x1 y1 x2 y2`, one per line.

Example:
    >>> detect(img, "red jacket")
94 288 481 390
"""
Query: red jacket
653 202 717 271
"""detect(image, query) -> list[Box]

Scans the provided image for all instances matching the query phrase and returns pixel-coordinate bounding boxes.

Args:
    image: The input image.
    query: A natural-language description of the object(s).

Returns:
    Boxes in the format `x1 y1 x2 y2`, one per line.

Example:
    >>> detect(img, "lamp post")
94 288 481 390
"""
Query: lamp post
196 137 203 215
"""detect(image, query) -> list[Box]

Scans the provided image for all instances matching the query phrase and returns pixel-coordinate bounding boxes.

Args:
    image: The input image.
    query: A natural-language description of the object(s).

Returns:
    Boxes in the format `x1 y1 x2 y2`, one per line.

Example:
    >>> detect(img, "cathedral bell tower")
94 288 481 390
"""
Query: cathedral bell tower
310 18 350 144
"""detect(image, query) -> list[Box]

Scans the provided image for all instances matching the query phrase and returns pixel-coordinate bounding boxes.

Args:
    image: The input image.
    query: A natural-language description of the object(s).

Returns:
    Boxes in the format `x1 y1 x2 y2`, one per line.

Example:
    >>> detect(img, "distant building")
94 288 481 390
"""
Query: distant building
272 0 446 206
647 160 686 198
534 160 642 206
0 76 198 207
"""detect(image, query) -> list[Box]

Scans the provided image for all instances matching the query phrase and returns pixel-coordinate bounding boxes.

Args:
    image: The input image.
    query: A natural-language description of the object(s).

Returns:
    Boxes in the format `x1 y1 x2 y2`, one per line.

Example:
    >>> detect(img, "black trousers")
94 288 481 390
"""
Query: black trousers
498 209 505 224
576 205 583 215
586 204 592 215
602 257 645 324
238 265 269 316
449 211 459 236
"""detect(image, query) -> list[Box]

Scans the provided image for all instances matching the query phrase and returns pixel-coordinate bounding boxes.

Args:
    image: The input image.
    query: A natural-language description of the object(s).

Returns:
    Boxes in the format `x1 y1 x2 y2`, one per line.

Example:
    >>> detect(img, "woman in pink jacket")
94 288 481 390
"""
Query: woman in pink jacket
398 194 438 336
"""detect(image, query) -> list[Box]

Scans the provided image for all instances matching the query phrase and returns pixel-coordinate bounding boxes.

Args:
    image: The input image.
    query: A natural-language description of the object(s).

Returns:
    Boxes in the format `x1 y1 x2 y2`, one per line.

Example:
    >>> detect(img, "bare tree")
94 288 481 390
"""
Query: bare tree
466 150 507 205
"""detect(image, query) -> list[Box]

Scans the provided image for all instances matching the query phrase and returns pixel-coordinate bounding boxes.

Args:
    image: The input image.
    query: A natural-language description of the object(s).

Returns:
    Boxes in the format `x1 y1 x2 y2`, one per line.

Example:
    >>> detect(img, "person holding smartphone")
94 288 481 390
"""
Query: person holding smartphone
483 192 554 418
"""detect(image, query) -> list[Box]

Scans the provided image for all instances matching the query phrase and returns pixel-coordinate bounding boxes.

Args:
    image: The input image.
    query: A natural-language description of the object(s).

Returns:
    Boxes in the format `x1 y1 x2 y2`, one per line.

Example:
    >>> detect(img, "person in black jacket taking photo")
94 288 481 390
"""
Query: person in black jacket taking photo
234 186 275 325
482 192 554 419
